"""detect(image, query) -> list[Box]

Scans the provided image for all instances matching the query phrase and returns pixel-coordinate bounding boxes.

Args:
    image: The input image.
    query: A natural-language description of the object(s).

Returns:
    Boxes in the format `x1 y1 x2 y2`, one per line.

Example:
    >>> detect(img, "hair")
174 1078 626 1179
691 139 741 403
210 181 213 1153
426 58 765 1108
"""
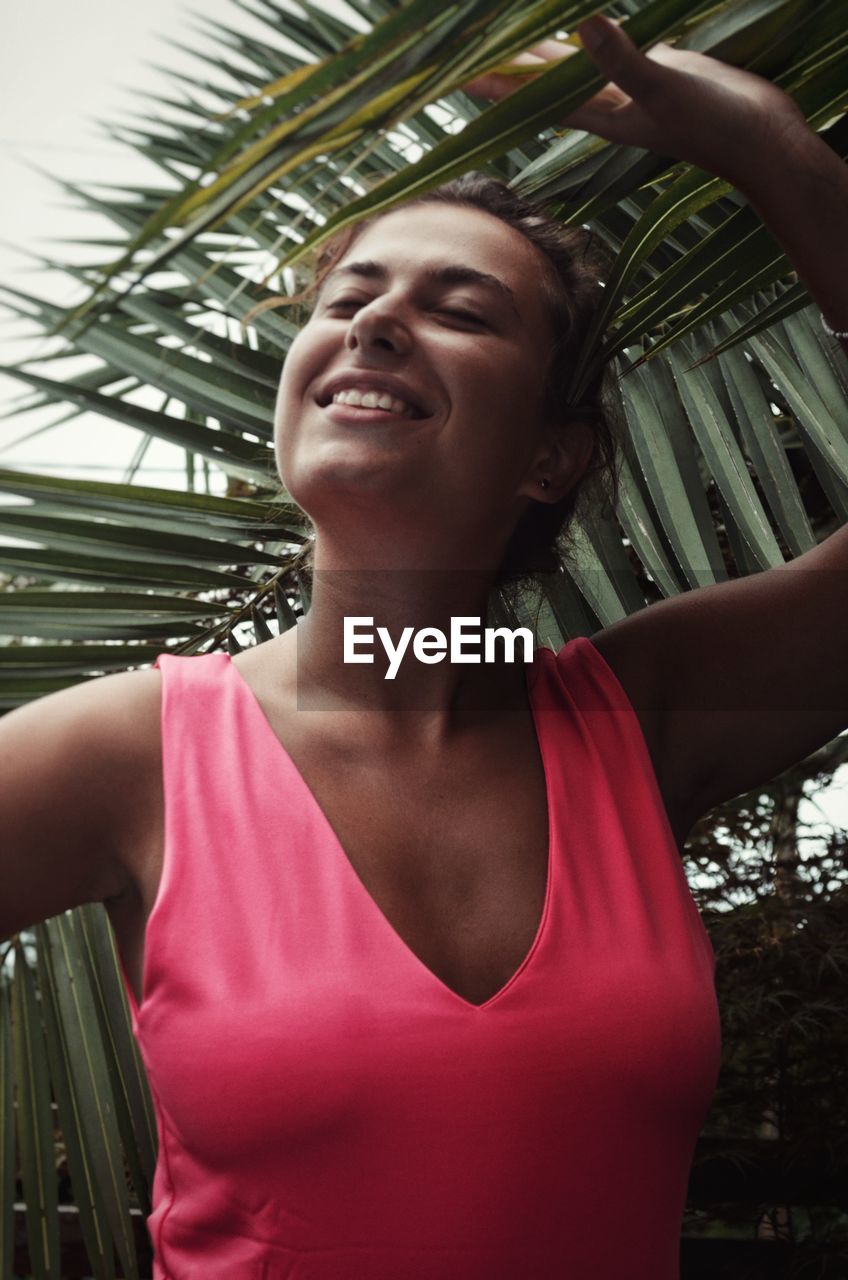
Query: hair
275 173 621 593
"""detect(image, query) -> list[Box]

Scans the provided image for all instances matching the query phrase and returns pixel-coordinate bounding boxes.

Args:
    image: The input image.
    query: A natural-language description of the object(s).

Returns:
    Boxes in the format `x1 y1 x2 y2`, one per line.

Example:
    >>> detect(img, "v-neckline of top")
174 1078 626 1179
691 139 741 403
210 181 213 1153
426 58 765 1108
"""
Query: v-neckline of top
223 648 553 1013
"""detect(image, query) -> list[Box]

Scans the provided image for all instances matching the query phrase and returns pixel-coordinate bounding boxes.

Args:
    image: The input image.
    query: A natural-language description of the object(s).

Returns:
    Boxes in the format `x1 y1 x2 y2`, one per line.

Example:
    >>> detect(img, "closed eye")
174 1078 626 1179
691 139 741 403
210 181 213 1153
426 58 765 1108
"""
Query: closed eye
441 308 486 325
325 296 366 311
324 297 486 326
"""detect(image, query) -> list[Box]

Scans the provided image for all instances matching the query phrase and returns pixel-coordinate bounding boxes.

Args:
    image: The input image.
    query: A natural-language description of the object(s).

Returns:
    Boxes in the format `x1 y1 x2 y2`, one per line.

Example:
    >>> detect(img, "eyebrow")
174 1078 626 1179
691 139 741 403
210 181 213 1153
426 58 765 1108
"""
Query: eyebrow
322 259 521 320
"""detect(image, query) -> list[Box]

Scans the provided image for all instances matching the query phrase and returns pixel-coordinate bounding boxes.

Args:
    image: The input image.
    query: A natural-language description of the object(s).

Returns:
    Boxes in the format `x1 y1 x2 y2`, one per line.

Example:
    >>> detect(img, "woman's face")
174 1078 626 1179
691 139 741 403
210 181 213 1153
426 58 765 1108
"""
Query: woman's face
274 202 577 559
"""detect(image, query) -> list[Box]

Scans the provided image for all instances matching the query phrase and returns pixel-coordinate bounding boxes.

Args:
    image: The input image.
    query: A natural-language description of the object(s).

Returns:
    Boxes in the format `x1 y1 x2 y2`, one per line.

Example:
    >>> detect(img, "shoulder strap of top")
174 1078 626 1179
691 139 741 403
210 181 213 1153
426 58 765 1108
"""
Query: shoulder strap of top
531 635 634 715
154 649 240 755
153 649 226 690
533 634 670 845
533 636 716 970
138 647 347 1025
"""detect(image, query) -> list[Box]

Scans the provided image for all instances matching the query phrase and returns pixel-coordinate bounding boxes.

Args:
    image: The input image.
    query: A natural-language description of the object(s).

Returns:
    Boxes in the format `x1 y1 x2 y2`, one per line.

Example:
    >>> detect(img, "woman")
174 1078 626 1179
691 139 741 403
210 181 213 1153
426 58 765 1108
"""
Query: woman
3 14 847 1278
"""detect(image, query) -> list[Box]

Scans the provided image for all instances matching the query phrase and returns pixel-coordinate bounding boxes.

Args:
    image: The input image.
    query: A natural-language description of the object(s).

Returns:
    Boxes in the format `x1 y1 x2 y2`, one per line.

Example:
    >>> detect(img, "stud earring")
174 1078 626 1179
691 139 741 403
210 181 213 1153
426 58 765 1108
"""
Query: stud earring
539 478 550 491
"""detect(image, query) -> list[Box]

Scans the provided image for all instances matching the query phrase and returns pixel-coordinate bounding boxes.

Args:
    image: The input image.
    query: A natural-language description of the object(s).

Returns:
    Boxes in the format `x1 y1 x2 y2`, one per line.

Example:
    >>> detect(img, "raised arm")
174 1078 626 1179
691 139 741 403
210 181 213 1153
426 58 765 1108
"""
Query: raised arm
469 16 848 350
471 14 848 831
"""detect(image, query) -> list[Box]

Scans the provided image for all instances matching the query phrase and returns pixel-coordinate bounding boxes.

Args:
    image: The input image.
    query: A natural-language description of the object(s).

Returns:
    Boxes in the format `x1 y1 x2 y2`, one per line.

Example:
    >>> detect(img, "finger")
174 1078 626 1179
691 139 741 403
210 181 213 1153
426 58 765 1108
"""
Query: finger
559 82 631 121
463 74 516 100
559 102 645 145
526 38 574 62
576 14 674 103
464 52 548 100
505 50 550 67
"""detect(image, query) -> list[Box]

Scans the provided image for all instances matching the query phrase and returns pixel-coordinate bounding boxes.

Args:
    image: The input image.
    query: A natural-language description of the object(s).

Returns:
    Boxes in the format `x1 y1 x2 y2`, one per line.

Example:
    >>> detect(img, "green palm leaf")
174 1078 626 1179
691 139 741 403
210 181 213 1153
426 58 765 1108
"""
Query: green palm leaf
39 917 139 1280
75 906 156 1210
11 940 61 1280
36 932 117 1280
0 978 16 1280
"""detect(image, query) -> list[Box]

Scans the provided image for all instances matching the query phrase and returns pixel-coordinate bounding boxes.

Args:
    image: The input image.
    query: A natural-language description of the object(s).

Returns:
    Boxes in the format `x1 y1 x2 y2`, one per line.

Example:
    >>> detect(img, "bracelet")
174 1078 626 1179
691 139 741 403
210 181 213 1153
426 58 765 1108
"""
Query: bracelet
821 312 848 340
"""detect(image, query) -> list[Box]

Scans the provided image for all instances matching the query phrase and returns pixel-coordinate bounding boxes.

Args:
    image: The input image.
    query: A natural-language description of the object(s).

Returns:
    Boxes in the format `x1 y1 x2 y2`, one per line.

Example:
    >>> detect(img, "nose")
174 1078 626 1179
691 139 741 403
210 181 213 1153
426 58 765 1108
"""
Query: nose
345 295 412 358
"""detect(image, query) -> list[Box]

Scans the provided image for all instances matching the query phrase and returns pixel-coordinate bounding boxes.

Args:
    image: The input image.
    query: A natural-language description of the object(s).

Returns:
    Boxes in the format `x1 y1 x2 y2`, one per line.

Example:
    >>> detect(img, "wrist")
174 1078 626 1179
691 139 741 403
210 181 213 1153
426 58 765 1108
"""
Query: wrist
733 125 841 205
821 312 848 340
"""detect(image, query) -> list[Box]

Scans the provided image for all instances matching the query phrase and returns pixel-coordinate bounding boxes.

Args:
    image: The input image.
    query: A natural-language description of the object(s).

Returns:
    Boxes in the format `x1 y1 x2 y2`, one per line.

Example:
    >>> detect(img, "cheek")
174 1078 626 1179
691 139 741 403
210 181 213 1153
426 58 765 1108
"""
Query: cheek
272 325 343 489
459 354 544 430
273 329 317 440
447 349 518 411
272 372 293 474
273 371 307 485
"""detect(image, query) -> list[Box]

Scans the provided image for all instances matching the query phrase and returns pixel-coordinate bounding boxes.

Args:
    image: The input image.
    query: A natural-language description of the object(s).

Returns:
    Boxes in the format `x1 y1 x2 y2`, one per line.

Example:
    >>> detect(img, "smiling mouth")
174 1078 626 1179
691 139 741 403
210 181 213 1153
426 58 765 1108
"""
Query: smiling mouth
325 399 415 419
325 403 417 423
316 383 430 419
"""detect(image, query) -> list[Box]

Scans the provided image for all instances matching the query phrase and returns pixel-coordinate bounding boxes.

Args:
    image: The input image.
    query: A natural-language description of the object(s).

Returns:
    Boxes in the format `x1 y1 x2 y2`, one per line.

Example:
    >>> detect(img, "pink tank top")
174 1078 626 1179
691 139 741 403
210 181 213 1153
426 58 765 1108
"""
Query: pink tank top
119 637 721 1279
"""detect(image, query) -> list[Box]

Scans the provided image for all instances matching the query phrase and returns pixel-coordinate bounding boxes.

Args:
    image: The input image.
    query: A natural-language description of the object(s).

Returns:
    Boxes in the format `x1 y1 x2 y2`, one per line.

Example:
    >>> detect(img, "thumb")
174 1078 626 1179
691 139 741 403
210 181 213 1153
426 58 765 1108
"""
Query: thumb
576 14 669 102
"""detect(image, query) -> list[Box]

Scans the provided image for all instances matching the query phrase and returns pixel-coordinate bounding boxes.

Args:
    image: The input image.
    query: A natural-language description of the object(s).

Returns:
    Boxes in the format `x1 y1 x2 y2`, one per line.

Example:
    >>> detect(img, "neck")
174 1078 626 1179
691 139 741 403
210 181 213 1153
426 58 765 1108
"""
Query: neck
286 537 529 733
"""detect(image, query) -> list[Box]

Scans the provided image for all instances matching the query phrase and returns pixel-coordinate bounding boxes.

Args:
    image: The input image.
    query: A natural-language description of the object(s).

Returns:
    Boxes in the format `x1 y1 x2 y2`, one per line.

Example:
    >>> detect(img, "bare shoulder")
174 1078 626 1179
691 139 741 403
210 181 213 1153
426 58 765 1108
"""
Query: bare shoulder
1 663 163 811
588 615 664 740
0 665 164 939
76 666 165 874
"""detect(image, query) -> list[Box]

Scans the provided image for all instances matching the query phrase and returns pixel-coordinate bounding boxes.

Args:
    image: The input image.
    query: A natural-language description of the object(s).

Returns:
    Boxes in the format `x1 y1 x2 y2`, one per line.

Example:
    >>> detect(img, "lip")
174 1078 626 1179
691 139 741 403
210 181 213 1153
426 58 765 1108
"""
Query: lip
315 369 433 419
321 400 426 427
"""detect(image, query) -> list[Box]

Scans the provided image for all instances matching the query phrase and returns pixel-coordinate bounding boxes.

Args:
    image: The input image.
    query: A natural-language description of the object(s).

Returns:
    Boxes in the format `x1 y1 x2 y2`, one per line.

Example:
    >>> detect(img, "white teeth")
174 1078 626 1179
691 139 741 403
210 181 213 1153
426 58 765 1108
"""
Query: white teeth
331 387 416 417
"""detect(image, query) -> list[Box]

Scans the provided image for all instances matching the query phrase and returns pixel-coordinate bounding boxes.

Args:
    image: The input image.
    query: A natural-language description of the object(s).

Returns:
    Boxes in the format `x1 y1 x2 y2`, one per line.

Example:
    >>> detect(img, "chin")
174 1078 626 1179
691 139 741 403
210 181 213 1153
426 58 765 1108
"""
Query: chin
283 451 412 519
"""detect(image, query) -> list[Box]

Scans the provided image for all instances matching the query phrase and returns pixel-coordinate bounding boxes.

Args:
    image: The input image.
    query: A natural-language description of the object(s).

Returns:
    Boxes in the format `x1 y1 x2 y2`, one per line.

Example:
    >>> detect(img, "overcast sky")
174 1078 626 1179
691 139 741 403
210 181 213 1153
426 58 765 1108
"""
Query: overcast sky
0 0 320 485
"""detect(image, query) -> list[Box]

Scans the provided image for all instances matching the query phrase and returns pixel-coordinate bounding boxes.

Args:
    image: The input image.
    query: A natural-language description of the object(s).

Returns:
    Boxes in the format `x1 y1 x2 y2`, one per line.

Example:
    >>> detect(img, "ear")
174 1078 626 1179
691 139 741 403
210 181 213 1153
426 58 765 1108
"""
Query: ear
518 419 596 504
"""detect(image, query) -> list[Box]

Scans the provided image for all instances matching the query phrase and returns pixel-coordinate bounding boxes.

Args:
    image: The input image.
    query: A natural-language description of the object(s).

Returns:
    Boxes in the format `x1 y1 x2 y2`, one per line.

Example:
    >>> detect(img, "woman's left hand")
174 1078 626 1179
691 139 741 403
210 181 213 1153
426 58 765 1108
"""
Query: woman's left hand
465 13 812 192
